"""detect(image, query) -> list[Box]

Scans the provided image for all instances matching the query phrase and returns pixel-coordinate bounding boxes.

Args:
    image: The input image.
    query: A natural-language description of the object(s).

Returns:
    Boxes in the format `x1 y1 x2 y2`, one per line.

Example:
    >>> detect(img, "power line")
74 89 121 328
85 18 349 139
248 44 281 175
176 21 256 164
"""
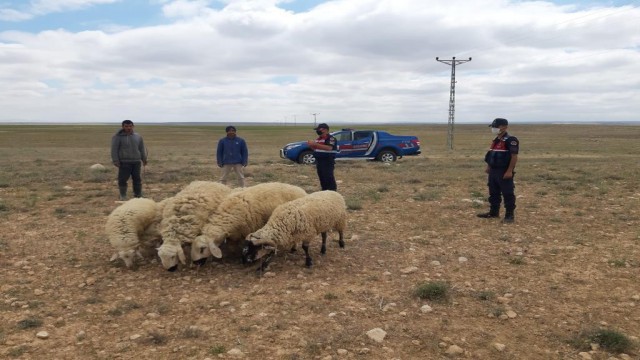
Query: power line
436 57 472 151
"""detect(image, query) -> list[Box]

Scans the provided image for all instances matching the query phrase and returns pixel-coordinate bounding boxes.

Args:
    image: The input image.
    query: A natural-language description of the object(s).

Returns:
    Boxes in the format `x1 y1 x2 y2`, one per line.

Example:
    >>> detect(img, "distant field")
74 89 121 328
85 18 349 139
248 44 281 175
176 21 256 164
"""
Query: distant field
0 124 639 359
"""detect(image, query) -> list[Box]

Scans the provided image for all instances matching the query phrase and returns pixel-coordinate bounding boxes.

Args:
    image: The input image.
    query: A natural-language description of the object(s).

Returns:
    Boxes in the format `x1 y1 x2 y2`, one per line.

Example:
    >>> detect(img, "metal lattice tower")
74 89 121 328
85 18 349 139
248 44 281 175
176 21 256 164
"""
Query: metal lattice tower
436 56 472 150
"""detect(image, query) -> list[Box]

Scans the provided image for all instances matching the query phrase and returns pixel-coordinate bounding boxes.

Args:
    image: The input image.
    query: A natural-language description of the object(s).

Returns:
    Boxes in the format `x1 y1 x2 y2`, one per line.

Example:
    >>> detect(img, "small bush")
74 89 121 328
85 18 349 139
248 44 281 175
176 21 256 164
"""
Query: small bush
8 345 28 357
475 290 495 301
145 331 168 345
209 345 226 355
324 293 338 300
412 190 441 201
609 259 626 267
590 329 633 353
182 326 204 339
492 306 505 317
570 328 634 354
414 281 450 302
17 317 43 329
107 308 124 316
346 197 362 210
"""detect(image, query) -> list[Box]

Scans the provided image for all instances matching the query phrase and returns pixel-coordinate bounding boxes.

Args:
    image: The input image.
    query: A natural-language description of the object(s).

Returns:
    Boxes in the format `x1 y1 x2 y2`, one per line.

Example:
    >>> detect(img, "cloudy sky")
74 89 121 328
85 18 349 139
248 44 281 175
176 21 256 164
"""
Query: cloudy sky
0 0 638 124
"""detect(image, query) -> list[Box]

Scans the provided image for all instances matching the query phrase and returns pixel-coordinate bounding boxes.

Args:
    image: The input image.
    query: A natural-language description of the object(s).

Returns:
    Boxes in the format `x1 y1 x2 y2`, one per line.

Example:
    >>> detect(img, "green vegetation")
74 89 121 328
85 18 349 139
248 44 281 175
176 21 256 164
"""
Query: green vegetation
16 317 42 330
570 328 634 354
209 345 226 355
414 281 450 302
345 197 362 210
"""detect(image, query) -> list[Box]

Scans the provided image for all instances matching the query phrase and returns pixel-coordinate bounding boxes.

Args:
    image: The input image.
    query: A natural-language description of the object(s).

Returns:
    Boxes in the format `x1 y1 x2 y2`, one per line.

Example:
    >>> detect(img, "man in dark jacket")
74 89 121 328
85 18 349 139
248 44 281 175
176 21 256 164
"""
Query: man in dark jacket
217 125 248 187
111 119 147 200
307 123 338 191
477 118 519 223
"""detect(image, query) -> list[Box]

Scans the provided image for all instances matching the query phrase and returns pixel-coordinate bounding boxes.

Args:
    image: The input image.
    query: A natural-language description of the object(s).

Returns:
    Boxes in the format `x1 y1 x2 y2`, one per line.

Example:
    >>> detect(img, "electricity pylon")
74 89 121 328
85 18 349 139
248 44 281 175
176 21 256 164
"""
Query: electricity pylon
436 56 472 150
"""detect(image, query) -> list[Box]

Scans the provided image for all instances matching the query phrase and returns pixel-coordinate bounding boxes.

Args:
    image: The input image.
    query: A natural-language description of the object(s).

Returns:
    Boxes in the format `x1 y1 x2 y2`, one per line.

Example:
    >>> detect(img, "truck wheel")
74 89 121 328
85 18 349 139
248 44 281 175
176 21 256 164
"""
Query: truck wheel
376 150 397 163
298 151 316 165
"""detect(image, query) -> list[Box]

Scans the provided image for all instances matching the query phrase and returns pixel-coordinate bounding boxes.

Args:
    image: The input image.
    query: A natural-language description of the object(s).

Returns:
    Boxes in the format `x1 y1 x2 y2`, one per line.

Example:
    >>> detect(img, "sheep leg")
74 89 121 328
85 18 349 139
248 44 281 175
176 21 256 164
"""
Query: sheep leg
338 230 345 248
302 242 313 267
320 232 327 255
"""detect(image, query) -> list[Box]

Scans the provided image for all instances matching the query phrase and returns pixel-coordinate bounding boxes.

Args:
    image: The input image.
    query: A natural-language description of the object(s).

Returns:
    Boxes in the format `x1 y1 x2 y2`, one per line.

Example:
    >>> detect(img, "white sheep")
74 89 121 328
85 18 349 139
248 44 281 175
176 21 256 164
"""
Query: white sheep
106 197 167 268
242 190 347 272
191 182 307 265
157 181 231 271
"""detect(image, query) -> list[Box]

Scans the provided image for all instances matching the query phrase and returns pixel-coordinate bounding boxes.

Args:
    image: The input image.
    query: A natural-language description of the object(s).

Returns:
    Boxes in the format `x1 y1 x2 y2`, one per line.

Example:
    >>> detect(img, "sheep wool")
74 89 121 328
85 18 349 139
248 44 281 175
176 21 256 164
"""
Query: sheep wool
191 182 307 264
157 181 231 271
244 190 347 271
105 198 163 268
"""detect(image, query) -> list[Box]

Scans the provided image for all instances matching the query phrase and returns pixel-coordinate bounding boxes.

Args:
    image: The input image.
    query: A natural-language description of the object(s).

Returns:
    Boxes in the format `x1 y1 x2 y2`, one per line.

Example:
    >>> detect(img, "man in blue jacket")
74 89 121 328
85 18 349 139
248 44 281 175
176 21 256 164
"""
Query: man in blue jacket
477 118 519 223
217 125 248 187
111 119 147 200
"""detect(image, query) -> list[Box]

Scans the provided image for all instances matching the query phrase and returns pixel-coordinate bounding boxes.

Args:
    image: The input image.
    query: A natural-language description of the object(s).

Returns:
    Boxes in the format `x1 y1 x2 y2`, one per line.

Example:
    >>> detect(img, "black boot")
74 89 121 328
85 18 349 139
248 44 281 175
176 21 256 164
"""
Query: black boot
503 209 515 223
133 183 143 198
119 186 127 201
477 207 499 218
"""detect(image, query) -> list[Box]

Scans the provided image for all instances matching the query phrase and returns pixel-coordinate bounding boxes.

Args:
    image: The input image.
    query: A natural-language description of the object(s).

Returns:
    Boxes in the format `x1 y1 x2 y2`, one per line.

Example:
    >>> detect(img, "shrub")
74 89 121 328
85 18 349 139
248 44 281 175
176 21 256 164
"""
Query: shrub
569 328 634 354
590 329 633 353
209 345 226 355
17 317 43 329
414 281 450 302
346 197 362 210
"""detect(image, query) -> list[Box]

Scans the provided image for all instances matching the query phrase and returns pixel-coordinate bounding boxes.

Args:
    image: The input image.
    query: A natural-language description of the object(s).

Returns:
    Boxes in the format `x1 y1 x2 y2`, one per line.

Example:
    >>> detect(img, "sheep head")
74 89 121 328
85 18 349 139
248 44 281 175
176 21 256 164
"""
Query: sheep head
157 244 186 272
110 249 143 268
242 232 276 264
190 234 223 266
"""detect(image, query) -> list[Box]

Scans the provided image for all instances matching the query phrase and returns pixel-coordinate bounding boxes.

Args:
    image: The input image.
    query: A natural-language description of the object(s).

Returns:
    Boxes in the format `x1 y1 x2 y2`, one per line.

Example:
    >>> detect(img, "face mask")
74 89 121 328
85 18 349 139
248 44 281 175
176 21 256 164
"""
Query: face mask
316 130 323 136
491 127 501 135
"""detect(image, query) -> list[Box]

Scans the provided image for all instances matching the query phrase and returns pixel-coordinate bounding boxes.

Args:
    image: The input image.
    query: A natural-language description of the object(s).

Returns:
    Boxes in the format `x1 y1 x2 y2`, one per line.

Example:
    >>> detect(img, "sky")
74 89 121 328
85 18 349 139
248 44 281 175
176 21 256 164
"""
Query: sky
0 0 639 125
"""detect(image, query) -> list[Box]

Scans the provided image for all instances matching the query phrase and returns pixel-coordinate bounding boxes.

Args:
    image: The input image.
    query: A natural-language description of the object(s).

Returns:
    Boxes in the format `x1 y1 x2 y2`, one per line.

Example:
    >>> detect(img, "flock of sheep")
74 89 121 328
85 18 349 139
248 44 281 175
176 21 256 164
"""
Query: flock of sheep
105 181 348 273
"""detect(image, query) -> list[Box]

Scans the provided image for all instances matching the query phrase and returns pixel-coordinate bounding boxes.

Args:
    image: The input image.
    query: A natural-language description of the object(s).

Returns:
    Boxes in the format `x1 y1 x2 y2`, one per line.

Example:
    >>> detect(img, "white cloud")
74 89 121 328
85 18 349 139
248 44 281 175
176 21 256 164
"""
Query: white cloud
0 0 639 123
162 0 213 18
30 0 121 14
0 8 34 21
0 0 121 21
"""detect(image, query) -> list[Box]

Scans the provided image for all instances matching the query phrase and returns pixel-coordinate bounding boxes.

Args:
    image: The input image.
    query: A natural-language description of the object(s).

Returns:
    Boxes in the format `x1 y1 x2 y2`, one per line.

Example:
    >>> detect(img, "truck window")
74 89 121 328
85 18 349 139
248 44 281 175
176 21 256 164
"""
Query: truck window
332 131 352 142
353 131 373 141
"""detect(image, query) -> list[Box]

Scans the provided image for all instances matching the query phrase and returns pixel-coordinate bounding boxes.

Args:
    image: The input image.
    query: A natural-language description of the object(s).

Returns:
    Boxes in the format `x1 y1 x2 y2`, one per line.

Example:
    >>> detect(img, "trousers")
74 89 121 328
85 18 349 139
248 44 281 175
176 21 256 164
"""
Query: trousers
487 168 515 210
118 161 143 197
220 164 245 187
316 157 337 191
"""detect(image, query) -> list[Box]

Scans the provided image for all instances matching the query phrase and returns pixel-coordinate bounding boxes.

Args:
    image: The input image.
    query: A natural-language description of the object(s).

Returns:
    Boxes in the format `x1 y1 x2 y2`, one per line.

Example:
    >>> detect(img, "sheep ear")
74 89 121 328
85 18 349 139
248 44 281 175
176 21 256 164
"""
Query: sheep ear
178 248 187 264
255 246 275 260
209 244 223 259
110 253 119 262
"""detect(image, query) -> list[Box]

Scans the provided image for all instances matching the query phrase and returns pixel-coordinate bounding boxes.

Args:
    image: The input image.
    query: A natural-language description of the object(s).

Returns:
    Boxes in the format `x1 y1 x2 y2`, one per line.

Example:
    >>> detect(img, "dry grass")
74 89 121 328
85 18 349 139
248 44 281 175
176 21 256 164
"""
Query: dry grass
0 123 639 359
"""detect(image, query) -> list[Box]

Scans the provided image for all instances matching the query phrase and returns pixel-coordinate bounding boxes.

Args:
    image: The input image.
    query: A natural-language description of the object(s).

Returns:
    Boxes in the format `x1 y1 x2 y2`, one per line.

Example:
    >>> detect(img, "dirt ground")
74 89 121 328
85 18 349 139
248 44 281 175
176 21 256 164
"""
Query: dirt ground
0 124 639 360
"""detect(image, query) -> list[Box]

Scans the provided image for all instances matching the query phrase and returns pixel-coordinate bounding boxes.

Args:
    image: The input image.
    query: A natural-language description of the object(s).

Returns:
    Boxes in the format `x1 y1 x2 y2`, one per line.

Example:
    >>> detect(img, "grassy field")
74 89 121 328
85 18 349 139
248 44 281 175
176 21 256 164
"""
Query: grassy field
0 123 638 359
